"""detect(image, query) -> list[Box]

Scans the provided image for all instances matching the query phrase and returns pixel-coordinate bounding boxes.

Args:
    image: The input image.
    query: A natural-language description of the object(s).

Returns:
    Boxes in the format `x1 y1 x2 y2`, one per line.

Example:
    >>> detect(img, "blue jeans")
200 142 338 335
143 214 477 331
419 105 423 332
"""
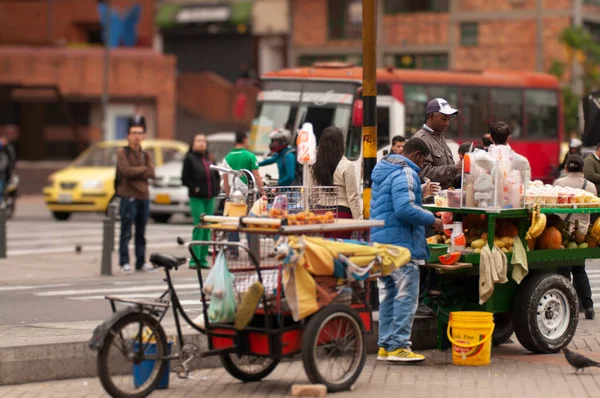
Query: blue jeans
119 197 150 269
377 261 420 351
0 179 5 203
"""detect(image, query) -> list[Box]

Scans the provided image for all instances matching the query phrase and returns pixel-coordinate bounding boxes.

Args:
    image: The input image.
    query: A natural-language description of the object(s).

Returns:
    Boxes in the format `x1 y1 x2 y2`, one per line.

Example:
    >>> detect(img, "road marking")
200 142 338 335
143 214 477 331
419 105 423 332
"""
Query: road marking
35 283 201 296
0 283 73 292
7 241 186 256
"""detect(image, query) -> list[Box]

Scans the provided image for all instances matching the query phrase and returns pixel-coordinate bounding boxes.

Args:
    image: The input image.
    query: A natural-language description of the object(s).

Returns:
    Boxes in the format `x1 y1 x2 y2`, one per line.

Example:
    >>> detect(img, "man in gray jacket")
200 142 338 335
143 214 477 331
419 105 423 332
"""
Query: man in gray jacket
412 98 461 190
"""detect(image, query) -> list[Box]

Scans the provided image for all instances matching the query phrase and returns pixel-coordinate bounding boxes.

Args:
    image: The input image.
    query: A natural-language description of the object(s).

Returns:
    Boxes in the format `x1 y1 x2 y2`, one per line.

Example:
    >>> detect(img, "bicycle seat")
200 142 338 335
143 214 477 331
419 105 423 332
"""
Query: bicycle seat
150 253 187 270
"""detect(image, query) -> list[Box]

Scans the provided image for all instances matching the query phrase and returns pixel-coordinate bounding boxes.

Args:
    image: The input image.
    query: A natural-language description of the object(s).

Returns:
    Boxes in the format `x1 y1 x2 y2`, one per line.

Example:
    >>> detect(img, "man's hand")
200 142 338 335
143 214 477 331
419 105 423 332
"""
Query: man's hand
432 218 444 233
422 178 441 198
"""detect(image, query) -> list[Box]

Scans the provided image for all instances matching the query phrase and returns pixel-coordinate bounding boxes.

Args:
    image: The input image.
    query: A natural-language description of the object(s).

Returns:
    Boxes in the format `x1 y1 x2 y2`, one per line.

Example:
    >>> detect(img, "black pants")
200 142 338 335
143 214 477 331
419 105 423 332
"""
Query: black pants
558 265 594 310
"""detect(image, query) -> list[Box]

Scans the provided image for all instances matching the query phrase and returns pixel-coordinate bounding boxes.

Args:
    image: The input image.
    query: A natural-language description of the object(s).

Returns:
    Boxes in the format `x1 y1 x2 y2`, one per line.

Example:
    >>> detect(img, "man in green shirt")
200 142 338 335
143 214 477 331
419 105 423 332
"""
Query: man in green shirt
222 131 263 195
222 131 264 259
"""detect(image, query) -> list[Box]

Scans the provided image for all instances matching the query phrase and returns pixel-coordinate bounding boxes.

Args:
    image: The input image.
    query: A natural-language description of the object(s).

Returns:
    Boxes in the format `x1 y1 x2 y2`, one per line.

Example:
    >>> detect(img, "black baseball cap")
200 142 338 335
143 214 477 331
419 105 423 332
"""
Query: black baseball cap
426 98 458 116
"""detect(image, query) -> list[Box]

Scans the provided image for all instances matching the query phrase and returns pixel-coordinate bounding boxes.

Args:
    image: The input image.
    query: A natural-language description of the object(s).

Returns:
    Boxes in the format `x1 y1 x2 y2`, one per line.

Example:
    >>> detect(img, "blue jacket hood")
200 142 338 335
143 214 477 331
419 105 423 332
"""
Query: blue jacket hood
372 155 421 185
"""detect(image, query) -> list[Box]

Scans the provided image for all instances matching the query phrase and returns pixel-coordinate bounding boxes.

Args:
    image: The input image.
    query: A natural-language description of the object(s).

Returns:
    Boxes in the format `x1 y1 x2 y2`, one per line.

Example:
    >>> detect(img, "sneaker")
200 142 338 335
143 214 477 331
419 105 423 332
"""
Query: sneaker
377 347 388 361
416 304 435 317
120 264 134 274
140 263 157 273
387 348 426 363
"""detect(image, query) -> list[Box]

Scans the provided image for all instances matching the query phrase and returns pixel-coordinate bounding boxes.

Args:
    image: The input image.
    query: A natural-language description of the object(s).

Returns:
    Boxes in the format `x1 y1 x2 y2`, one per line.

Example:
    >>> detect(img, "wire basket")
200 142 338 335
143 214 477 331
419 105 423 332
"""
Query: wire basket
262 186 339 219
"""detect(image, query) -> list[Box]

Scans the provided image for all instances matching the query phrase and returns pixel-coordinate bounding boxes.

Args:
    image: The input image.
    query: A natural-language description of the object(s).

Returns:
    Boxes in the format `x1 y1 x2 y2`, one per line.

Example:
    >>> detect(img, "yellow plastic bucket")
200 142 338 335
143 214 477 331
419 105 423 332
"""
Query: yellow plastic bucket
447 311 495 366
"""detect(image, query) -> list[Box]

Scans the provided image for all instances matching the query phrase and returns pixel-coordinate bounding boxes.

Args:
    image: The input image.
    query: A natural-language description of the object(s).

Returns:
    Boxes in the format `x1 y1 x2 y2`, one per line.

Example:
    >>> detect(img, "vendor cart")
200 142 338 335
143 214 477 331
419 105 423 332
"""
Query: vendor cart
423 204 600 354
89 170 405 398
193 213 390 391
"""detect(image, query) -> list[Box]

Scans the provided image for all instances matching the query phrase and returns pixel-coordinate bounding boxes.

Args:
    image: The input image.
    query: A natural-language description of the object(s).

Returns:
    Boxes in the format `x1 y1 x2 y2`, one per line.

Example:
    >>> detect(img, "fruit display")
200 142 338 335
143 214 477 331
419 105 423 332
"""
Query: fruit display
286 211 335 225
527 180 600 207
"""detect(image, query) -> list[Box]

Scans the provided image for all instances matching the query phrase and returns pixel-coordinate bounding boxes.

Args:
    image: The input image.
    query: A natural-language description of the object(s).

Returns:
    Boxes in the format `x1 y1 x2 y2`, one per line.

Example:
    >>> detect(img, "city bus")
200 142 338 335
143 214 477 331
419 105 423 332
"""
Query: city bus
249 64 562 185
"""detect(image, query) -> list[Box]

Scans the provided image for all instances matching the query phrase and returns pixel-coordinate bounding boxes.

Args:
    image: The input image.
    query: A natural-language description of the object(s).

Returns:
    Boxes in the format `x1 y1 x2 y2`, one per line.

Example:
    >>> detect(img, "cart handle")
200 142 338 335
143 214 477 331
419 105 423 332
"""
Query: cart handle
446 324 495 348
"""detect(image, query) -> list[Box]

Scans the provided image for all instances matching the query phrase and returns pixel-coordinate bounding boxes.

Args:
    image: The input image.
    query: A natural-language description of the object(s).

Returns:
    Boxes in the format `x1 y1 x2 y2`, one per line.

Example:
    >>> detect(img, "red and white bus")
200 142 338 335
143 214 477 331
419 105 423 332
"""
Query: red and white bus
250 64 562 184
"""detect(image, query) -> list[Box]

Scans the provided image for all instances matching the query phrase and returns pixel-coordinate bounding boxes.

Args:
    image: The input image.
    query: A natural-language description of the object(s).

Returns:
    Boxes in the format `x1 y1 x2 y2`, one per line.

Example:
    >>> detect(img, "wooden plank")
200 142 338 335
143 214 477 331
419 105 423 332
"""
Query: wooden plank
421 262 473 271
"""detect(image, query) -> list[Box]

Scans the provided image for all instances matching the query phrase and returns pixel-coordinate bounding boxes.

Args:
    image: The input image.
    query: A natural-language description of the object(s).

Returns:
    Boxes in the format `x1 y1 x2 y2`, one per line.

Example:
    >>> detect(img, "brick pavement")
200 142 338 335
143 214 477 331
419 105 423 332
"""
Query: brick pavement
1 316 600 398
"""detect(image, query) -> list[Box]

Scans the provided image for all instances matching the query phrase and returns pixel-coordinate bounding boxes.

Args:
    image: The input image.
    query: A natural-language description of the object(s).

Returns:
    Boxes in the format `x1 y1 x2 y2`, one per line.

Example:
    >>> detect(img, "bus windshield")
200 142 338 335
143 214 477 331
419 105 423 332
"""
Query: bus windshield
250 80 359 158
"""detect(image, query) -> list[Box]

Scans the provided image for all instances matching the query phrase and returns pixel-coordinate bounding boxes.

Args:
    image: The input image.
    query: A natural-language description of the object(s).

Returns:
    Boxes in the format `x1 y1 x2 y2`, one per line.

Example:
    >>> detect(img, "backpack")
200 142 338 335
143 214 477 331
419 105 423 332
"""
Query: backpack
114 146 146 192
282 147 303 186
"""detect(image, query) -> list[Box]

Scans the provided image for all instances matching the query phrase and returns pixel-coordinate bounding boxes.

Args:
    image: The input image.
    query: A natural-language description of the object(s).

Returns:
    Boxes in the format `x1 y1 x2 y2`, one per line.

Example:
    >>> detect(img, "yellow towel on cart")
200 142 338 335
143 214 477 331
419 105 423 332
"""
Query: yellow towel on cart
279 236 411 321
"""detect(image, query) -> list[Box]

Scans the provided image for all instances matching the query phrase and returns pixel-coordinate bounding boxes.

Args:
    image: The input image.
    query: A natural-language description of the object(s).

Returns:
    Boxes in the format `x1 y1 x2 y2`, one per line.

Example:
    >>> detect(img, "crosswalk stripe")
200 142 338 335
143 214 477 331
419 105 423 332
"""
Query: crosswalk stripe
70 293 201 302
35 283 201 296
0 283 73 292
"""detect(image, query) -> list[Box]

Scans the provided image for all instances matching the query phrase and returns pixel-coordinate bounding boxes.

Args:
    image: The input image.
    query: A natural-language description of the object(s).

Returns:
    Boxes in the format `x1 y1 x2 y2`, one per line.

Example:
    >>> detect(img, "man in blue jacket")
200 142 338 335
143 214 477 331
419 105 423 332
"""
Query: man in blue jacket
370 137 443 363
259 129 299 186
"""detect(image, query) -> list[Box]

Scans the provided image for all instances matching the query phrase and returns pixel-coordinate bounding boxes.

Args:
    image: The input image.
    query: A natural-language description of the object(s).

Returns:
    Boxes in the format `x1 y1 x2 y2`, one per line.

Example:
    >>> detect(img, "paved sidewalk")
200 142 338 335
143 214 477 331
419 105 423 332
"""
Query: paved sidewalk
1 317 600 398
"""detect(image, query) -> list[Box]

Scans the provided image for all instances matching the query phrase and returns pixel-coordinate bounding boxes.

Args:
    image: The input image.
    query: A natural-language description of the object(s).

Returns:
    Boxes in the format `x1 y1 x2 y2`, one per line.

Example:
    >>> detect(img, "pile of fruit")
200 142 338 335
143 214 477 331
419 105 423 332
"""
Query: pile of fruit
286 211 335 225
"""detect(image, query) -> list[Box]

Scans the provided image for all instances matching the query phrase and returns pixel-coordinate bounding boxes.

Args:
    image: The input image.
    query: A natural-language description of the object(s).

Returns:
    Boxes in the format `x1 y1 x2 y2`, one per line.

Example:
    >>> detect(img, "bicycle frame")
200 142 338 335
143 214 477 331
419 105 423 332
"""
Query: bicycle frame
104 241 266 364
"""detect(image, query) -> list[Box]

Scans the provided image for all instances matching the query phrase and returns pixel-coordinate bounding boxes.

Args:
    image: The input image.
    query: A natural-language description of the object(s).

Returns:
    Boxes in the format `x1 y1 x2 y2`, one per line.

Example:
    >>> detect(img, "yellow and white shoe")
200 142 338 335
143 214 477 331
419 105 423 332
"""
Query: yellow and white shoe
387 348 426 363
377 347 388 361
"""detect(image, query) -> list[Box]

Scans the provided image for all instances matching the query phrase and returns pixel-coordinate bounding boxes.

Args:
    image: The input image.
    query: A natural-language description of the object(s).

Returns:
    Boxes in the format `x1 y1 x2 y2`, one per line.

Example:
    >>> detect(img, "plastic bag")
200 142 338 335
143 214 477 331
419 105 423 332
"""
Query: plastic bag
204 251 237 323
269 195 288 218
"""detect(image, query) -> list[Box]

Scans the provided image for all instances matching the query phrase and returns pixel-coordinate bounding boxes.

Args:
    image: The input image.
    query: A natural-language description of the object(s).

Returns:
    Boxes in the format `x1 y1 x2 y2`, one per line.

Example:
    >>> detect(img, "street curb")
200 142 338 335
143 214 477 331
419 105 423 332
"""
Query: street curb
0 317 438 386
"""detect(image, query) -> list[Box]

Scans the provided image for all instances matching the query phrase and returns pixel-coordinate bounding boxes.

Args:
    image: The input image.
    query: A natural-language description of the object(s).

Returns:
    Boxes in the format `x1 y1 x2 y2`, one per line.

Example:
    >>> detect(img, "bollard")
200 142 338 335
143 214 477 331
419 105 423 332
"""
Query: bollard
0 206 6 259
101 204 116 276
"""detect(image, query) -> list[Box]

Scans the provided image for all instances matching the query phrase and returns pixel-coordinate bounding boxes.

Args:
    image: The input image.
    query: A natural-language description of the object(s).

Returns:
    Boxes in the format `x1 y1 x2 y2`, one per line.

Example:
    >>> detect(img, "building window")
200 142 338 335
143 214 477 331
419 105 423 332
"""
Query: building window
328 0 362 40
460 22 479 46
384 0 449 14
584 22 600 42
584 0 600 5
46 102 91 126
387 54 448 70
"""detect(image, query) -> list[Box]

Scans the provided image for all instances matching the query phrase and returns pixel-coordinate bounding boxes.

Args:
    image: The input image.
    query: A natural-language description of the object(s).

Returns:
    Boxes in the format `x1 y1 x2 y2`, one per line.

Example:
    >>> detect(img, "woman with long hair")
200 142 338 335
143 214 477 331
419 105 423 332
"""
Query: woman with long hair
310 127 361 237
181 133 220 268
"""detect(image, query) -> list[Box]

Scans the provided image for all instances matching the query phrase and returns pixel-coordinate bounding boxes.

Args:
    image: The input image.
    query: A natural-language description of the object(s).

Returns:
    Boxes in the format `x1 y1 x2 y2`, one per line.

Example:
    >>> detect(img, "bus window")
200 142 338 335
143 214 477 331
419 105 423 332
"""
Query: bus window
378 106 391 149
404 84 428 137
525 90 559 139
460 87 489 139
429 86 458 139
491 89 523 138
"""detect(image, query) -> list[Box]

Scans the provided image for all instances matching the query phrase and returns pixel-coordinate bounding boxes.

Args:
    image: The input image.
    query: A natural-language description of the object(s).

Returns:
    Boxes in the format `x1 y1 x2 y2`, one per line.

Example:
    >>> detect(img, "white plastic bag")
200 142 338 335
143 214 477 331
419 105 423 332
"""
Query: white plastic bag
204 251 237 323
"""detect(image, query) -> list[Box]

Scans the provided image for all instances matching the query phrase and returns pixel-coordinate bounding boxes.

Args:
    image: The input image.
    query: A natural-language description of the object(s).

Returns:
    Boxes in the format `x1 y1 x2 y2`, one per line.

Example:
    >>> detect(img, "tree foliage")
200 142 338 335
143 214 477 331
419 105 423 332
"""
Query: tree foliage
550 26 600 135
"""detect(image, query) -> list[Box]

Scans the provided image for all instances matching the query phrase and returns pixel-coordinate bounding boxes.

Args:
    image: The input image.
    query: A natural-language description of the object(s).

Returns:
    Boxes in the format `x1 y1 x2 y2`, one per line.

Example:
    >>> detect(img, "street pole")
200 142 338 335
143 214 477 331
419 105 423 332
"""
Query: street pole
535 0 544 72
101 0 112 142
0 207 6 259
362 0 377 220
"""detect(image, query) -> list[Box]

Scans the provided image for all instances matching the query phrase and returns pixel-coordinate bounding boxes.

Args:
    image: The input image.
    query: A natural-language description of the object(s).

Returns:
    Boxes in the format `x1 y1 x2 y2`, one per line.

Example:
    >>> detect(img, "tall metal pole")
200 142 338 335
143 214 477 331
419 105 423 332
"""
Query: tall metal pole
101 0 112 142
362 0 377 220
535 0 544 72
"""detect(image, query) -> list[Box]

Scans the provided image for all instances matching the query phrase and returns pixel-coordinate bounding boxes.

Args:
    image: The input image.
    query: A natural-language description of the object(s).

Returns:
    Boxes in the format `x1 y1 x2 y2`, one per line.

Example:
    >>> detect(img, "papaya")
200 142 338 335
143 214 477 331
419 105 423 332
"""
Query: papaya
438 252 461 265
496 221 519 238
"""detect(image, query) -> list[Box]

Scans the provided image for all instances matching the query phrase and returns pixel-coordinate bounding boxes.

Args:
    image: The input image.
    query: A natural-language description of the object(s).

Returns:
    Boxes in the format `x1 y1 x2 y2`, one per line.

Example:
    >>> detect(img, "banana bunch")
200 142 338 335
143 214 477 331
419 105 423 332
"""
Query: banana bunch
526 203 547 240
587 217 600 245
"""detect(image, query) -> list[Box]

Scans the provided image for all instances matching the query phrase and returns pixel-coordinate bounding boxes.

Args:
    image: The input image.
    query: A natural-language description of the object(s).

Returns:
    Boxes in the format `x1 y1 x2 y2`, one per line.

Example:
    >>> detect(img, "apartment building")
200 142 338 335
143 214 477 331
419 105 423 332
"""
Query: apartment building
291 0 600 76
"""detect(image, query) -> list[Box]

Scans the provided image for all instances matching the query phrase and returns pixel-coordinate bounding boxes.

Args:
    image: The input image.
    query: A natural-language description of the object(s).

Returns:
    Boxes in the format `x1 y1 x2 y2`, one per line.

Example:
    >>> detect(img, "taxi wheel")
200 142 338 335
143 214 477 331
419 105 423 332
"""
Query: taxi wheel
52 211 71 221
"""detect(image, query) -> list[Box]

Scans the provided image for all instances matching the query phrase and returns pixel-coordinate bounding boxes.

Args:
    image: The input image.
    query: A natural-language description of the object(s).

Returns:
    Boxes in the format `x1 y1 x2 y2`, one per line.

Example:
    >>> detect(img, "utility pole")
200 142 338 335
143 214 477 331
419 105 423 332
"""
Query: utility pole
362 0 377 220
101 0 112 142
535 0 544 72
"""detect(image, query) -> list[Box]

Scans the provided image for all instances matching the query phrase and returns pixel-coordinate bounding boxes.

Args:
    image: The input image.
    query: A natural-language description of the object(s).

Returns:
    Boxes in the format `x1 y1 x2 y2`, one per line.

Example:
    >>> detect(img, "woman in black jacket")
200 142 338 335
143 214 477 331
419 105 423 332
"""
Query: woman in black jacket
181 133 220 268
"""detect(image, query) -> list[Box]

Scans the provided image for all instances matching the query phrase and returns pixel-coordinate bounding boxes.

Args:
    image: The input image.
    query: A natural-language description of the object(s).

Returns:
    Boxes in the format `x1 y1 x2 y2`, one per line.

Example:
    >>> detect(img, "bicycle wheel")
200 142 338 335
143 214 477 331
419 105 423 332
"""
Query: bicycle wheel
301 304 367 392
97 312 168 398
220 353 279 382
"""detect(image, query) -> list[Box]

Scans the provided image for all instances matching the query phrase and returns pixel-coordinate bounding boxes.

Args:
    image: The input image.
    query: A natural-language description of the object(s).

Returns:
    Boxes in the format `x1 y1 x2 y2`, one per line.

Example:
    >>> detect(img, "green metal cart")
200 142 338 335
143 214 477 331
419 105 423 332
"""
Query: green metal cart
423 205 600 354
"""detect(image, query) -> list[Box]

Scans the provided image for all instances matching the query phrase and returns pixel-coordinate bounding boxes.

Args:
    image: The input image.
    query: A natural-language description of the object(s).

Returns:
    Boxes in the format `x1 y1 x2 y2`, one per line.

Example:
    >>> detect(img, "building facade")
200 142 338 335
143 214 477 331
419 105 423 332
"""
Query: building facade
291 0 600 79
0 0 176 161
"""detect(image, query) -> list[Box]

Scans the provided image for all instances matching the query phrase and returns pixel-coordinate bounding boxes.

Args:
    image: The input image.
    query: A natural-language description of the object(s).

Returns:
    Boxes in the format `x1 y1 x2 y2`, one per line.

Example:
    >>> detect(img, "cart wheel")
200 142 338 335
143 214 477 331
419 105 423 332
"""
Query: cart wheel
512 273 579 354
492 312 514 347
301 304 366 392
220 354 279 382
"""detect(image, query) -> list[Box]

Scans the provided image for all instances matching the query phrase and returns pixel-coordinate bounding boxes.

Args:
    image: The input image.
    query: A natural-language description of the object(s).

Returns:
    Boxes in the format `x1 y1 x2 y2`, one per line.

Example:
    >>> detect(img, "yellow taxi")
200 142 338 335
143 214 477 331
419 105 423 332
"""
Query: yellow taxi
43 139 189 221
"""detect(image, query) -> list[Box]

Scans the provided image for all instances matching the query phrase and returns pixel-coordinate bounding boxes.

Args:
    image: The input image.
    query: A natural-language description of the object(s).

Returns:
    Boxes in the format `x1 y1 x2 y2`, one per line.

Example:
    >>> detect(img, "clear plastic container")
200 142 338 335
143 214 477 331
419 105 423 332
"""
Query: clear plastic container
447 190 462 208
